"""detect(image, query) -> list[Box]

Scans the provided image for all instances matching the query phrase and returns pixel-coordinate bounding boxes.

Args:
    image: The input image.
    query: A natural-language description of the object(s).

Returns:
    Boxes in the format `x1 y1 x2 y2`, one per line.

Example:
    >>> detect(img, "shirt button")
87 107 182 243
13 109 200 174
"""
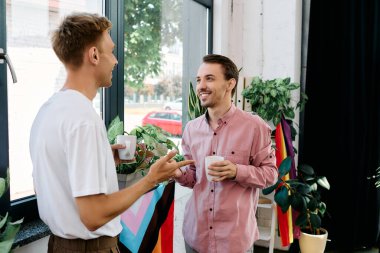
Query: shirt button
213 151 215 155
210 226 213 229
209 208 212 211
214 133 216 136
211 189 214 192
231 151 235 154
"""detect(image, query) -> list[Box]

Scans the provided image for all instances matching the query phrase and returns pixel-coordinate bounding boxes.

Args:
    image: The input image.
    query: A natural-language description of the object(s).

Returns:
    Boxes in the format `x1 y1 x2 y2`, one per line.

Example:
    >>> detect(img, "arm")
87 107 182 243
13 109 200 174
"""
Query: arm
209 123 277 188
173 125 197 188
76 150 194 231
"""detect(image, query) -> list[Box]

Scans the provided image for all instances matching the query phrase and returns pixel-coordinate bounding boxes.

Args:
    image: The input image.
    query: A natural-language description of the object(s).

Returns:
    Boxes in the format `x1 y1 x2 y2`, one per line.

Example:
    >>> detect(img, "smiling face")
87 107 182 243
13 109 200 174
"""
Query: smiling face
196 62 236 109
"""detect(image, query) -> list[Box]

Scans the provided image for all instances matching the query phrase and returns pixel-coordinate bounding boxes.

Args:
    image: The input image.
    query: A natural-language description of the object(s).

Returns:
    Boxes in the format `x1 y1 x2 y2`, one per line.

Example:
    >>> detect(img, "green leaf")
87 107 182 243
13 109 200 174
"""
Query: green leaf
188 81 205 120
308 198 318 212
0 178 5 198
0 213 9 230
298 164 315 176
0 217 23 252
107 116 124 144
309 212 322 230
294 183 312 194
295 212 308 228
317 177 330 190
262 181 280 195
290 193 307 212
278 156 292 178
274 186 291 213
319 202 327 216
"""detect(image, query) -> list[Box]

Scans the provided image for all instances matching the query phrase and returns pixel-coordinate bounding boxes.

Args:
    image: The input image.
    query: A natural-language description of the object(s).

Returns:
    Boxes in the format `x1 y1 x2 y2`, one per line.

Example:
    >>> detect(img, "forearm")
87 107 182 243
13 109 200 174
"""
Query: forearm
76 176 156 231
234 162 277 188
175 166 196 188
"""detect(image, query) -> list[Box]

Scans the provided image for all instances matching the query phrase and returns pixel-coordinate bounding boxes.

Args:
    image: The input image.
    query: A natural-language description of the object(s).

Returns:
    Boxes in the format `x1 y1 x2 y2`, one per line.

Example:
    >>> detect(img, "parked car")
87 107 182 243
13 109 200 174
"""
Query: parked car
163 98 182 111
142 111 182 136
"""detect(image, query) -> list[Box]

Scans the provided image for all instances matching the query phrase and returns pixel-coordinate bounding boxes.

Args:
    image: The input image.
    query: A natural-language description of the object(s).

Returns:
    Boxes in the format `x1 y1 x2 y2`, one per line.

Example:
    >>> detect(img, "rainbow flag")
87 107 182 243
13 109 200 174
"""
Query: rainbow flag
274 117 297 246
118 181 175 253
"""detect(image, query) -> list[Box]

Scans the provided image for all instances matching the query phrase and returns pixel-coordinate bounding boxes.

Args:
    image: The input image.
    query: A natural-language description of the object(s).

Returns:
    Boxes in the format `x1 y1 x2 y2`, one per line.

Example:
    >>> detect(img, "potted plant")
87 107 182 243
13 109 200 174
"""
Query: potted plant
242 77 307 126
0 169 23 252
262 157 330 253
107 116 184 188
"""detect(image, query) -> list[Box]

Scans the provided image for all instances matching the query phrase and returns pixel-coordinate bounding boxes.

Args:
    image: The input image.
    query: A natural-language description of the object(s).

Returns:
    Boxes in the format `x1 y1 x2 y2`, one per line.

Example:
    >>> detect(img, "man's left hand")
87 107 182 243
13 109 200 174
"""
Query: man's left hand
208 160 237 181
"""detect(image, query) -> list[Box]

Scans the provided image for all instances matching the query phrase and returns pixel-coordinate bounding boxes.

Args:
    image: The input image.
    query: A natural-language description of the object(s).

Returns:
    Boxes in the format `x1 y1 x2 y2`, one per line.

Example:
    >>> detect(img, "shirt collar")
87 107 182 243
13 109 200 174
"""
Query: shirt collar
205 103 237 125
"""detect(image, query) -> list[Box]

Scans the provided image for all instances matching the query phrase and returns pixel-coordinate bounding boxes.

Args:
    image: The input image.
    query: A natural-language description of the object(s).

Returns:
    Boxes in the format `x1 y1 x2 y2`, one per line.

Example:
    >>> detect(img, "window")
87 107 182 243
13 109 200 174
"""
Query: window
0 0 212 224
0 0 106 221
123 0 212 146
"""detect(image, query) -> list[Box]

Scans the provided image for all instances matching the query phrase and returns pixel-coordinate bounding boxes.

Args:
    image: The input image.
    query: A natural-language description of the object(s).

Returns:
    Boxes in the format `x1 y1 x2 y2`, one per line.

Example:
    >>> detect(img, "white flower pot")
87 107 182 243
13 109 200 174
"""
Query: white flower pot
299 228 328 253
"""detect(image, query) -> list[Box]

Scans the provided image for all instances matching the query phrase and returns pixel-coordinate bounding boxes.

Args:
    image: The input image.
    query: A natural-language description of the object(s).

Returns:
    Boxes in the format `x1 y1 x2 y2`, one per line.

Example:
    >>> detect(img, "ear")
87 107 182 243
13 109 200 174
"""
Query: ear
227 78 236 92
88 47 99 65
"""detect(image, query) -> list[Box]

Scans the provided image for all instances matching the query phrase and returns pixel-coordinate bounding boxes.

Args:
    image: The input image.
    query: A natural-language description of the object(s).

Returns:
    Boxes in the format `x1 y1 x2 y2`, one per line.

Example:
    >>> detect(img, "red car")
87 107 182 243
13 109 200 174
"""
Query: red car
142 111 182 136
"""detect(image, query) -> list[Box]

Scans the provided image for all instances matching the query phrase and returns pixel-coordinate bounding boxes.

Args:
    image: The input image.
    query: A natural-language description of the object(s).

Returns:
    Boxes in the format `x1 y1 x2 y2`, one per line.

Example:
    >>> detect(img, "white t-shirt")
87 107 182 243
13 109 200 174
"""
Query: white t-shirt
29 89 122 239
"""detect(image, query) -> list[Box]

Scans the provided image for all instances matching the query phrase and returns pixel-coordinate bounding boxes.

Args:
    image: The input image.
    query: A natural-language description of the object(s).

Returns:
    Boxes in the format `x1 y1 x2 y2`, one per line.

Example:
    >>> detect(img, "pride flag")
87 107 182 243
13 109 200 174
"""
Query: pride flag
118 181 175 253
274 117 298 246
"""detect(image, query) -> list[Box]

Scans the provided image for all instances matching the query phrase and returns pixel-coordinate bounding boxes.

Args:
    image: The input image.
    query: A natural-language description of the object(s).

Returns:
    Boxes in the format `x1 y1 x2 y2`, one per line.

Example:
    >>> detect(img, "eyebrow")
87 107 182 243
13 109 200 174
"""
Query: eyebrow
197 74 215 79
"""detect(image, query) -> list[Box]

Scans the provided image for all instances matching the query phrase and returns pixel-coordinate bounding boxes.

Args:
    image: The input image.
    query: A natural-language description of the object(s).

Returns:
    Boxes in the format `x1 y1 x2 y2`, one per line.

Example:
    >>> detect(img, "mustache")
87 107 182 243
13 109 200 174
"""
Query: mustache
197 88 211 94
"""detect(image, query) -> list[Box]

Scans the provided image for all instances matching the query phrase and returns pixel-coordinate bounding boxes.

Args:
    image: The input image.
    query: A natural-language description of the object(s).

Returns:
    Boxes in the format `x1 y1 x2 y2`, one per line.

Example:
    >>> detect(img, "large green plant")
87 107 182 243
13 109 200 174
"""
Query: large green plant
107 116 183 175
263 157 330 235
0 170 23 253
241 77 308 126
187 81 206 120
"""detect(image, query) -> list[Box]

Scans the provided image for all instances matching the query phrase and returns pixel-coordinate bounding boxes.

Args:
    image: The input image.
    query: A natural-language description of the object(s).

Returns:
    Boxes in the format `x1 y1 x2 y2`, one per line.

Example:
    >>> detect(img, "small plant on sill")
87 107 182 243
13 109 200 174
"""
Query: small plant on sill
0 169 23 252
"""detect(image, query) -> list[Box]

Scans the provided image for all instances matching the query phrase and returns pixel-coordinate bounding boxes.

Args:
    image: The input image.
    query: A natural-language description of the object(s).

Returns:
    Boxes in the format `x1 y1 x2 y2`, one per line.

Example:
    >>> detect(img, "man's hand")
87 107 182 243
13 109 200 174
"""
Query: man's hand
146 150 194 185
207 160 237 181
111 144 136 166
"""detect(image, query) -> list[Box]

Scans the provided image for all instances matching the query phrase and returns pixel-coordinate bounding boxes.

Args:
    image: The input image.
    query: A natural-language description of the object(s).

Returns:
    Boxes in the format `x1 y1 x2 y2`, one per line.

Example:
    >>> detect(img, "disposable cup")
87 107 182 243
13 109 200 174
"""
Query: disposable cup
116 135 137 160
205 155 224 181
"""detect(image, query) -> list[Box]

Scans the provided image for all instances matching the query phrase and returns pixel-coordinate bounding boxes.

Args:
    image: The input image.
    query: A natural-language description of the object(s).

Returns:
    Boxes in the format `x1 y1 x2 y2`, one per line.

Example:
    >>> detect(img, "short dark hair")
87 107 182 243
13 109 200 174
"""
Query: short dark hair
202 54 239 97
51 12 112 68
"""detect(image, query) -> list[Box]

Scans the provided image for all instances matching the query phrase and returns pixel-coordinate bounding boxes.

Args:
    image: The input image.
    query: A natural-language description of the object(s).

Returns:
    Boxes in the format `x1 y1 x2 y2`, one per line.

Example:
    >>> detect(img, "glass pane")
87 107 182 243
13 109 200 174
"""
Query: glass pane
7 0 104 200
123 0 208 147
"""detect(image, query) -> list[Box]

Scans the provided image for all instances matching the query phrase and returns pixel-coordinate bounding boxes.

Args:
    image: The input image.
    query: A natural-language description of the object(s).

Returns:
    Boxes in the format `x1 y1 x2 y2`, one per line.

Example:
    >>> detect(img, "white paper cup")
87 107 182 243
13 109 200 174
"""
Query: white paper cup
205 155 224 181
116 135 137 160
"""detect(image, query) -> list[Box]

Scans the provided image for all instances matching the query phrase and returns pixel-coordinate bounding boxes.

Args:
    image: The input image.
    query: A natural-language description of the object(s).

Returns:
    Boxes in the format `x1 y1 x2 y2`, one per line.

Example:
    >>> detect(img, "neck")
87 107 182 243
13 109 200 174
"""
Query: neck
62 67 98 100
207 100 232 124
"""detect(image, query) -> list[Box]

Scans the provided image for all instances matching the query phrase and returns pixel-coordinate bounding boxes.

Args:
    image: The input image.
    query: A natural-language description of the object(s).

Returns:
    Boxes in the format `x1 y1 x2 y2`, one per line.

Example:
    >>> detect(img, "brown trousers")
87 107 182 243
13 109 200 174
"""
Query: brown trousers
48 234 120 253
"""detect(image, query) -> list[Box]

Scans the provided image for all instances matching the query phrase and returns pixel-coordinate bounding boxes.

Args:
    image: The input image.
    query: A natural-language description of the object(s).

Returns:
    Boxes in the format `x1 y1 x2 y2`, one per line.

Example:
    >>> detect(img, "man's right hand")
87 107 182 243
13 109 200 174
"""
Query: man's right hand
146 150 194 185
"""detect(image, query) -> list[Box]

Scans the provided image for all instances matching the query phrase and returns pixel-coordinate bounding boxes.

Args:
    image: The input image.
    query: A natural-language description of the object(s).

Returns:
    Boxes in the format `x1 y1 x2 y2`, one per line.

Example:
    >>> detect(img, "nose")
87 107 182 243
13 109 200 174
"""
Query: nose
197 78 206 89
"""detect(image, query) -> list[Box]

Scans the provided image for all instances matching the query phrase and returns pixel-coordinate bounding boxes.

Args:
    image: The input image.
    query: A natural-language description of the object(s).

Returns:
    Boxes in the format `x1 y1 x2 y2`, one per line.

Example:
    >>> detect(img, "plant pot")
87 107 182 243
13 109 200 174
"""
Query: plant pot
299 228 328 253
117 169 148 189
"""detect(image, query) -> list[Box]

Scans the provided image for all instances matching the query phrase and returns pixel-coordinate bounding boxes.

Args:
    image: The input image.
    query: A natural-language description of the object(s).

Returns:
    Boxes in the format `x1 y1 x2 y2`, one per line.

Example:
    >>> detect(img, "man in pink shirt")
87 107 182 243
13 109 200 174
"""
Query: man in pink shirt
174 54 278 253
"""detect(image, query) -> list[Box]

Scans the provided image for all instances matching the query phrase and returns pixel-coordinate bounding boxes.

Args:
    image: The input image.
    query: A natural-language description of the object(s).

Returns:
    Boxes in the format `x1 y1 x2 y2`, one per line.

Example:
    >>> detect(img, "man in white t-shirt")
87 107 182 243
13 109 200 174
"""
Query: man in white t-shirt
29 12 193 253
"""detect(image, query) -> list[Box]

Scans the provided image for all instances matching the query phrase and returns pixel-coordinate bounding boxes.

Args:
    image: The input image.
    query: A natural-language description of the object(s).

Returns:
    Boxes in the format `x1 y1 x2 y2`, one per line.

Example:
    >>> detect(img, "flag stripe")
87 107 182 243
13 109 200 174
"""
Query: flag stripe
118 182 175 253
275 122 293 246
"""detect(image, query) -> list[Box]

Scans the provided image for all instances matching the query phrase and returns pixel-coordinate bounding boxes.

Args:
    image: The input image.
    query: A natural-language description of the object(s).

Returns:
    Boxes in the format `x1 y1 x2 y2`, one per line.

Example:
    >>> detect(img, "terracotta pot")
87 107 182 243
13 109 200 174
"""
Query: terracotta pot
299 228 328 253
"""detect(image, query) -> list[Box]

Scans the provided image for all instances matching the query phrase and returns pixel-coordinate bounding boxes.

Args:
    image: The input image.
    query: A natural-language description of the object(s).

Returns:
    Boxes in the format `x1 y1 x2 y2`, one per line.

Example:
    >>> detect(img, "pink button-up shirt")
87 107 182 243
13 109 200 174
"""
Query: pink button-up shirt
176 104 277 253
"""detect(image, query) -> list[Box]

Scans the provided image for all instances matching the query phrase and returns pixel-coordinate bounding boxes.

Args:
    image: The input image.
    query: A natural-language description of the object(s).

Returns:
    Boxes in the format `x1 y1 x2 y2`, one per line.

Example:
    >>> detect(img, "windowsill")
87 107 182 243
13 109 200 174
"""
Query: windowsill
13 219 51 249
